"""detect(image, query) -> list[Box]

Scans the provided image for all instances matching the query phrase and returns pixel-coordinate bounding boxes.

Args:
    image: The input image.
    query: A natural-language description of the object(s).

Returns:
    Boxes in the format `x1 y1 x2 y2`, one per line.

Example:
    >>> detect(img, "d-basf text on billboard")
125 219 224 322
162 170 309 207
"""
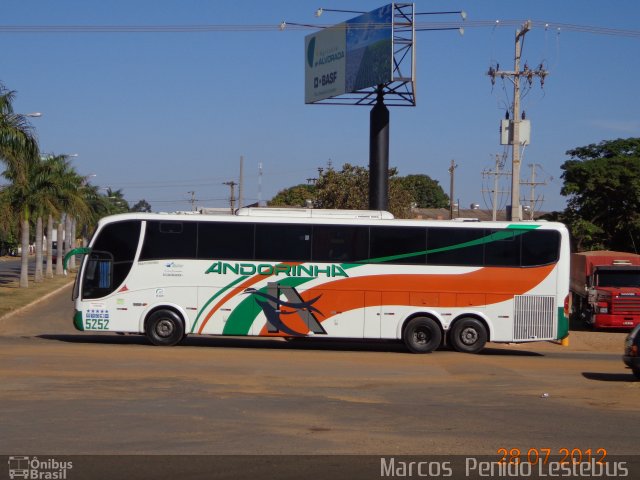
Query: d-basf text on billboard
305 4 393 104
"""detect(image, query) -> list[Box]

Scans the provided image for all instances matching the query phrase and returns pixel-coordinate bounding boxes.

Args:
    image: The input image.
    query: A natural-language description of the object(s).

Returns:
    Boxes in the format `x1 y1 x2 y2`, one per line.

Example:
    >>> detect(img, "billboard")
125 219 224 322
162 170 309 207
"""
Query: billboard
305 4 393 104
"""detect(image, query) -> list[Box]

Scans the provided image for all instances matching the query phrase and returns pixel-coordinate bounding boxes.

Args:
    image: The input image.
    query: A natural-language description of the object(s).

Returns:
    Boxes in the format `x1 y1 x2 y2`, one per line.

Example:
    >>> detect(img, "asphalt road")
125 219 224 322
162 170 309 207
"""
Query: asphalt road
0 256 38 285
0 284 638 462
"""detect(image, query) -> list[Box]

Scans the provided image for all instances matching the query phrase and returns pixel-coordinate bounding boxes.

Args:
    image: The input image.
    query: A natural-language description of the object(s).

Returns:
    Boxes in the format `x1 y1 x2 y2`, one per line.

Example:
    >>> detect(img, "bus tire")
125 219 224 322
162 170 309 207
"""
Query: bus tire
145 309 184 346
403 317 442 353
449 317 487 353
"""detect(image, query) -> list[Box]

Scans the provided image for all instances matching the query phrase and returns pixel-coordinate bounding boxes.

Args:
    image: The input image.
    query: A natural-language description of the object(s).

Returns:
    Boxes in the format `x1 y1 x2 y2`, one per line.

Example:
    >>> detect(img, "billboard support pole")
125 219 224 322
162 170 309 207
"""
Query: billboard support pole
369 85 389 211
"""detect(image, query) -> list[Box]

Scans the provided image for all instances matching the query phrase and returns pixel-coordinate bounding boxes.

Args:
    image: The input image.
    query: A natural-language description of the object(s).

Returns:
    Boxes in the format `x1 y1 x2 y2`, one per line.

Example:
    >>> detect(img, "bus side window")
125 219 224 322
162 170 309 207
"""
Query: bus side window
521 230 560 266
197 222 254 260
255 224 311 262
484 229 521 266
312 225 369 263
140 221 197 260
369 226 426 264
427 227 484 266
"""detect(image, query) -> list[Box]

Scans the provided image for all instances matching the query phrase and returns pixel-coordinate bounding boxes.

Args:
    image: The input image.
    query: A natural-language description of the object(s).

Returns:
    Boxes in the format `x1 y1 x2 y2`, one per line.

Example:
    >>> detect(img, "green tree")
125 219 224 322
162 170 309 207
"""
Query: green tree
313 163 413 218
30 156 66 282
268 184 316 207
2 154 40 287
0 84 39 287
105 187 130 214
82 184 111 228
131 199 152 212
560 138 640 251
398 174 449 208
0 186 19 255
49 155 91 273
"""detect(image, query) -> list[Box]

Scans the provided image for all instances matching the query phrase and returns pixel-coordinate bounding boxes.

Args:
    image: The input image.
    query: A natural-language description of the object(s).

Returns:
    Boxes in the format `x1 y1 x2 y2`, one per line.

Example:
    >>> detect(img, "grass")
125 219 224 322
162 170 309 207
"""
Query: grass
0 272 76 319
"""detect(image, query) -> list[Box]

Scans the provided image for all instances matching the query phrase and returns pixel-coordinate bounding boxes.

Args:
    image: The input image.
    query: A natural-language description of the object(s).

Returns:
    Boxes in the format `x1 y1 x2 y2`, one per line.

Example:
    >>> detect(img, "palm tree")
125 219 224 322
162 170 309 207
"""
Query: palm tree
31 155 66 281
49 156 90 272
2 153 41 287
0 84 39 287
105 187 130 215
80 183 111 242
0 186 18 256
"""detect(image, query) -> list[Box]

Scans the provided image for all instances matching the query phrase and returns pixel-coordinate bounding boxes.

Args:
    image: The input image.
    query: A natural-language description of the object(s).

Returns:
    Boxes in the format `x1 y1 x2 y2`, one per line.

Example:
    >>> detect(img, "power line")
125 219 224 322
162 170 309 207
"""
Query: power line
0 20 638 37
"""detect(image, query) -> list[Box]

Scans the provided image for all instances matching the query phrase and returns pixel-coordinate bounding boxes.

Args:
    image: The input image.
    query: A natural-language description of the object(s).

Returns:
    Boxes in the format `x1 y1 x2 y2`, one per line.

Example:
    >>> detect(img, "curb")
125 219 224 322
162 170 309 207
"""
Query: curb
0 280 74 323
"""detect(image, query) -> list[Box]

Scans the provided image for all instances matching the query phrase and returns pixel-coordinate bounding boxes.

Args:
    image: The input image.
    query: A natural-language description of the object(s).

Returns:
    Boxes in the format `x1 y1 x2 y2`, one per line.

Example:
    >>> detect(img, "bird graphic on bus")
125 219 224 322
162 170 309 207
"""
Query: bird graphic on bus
244 283 327 336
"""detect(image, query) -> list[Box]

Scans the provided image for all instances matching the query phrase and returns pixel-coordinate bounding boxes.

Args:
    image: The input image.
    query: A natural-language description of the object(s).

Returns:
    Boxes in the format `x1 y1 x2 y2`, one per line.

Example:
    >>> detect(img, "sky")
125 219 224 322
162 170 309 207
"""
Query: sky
1 0 639 214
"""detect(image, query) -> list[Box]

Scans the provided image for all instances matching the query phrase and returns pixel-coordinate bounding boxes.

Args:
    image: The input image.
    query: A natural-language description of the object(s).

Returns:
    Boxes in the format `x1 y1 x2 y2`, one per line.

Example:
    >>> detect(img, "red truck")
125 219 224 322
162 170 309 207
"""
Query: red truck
570 251 640 329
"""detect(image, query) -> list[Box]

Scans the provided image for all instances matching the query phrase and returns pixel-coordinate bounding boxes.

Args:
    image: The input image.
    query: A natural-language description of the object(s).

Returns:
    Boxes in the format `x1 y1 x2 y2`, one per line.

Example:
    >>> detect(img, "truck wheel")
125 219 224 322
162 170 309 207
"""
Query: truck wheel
583 309 595 328
632 368 640 380
145 309 184 346
403 317 442 353
449 318 488 353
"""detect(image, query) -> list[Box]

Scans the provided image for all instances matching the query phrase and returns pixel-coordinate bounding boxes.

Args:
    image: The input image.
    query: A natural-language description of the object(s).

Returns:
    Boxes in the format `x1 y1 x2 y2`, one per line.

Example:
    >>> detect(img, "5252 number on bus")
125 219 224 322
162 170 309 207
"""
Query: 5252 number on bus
84 318 110 330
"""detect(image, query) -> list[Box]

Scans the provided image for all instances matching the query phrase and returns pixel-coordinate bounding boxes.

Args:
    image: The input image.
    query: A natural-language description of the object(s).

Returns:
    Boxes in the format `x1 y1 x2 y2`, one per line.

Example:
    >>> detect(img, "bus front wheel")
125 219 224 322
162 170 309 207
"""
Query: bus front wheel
449 317 487 353
403 317 442 353
145 309 185 346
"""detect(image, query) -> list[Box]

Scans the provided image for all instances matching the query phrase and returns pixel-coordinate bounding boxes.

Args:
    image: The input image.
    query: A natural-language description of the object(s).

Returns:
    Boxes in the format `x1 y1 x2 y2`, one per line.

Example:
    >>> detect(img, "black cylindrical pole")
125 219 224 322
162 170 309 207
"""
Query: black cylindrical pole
369 86 390 211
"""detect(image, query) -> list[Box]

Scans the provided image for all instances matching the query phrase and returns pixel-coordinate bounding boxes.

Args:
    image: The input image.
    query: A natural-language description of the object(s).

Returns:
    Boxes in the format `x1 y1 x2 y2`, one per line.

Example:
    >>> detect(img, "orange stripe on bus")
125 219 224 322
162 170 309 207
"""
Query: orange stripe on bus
303 265 554 328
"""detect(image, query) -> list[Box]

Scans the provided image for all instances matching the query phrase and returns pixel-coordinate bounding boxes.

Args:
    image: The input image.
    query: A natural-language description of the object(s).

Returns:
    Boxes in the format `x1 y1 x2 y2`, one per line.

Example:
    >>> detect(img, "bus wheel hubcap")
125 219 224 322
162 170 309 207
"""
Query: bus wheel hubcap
415 329 428 344
157 320 174 337
461 327 478 345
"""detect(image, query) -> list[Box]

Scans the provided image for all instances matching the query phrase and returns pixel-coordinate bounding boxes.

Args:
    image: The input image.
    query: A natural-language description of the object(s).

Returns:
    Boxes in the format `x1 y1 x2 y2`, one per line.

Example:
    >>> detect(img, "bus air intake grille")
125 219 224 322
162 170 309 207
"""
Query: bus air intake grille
513 295 556 341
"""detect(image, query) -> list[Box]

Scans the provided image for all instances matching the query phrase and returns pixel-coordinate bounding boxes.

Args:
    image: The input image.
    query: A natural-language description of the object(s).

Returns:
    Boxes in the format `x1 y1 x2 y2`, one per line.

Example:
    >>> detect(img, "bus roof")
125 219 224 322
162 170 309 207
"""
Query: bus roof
235 207 394 219
94 209 566 231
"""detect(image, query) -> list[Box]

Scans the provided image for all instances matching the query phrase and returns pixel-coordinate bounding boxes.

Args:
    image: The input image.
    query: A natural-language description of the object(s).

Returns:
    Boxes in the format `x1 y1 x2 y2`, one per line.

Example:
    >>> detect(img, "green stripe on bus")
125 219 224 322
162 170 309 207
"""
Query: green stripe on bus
190 275 249 333
344 224 541 266
557 306 569 339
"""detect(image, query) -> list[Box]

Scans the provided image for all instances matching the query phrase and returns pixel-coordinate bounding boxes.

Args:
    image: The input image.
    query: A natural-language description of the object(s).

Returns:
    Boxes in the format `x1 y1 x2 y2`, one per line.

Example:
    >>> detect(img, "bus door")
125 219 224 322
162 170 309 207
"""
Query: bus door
364 291 382 338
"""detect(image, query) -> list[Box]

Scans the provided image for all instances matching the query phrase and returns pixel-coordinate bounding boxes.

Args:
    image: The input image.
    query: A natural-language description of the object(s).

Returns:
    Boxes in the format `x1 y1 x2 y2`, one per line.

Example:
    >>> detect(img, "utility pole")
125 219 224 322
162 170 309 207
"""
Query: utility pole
187 191 197 211
448 159 457 220
521 163 546 219
223 181 237 214
482 153 510 221
488 20 548 221
257 162 263 207
238 155 244 210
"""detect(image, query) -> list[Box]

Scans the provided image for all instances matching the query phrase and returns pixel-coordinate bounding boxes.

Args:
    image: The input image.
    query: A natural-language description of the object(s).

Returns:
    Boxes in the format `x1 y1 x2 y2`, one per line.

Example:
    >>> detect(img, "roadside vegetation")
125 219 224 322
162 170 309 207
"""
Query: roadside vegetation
268 163 450 218
549 138 640 252
0 271 75 318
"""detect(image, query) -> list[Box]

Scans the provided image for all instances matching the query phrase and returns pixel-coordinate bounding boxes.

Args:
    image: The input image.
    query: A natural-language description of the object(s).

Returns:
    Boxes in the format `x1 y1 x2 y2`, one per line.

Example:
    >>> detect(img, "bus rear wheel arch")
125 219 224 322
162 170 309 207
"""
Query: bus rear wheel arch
448 317 488 353
402 316 443 354
145 308 185 346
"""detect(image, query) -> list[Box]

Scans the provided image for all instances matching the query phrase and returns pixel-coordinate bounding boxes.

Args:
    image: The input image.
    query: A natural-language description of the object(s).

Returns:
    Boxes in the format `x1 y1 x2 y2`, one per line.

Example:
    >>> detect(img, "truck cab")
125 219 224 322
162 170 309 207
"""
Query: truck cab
571 252 640 329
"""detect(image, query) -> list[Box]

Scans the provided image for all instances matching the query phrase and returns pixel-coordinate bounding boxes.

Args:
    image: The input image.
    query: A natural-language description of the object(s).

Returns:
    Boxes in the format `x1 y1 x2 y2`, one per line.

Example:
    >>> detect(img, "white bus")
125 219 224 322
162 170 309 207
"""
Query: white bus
70 208 570 354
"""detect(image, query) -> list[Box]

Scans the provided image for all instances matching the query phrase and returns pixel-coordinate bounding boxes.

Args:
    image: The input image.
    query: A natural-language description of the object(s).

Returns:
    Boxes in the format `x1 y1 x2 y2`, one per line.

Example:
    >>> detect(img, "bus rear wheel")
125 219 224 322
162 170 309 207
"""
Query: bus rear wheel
403 317 442 353
146 309 184 346
449 317 487 353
